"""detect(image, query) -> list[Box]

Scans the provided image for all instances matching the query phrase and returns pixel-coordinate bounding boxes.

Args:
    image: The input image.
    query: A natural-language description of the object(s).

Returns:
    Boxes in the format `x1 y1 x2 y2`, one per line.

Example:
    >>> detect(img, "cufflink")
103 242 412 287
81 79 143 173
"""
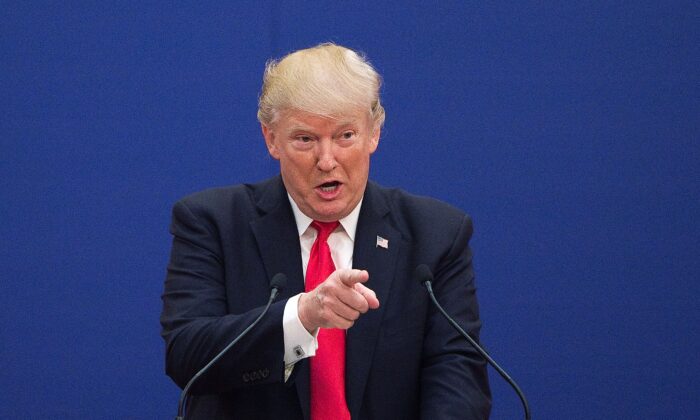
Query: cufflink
293 345 305 358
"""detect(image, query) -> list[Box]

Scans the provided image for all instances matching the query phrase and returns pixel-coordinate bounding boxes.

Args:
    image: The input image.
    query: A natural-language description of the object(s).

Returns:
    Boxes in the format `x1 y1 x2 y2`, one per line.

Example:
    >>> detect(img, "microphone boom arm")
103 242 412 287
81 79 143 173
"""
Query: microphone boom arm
175 277 285 420
424 279 531 420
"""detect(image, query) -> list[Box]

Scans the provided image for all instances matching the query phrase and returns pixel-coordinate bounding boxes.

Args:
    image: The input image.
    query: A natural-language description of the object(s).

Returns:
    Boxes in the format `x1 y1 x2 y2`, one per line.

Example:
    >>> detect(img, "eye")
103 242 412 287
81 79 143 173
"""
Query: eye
340 131 356 140
291 134 315 150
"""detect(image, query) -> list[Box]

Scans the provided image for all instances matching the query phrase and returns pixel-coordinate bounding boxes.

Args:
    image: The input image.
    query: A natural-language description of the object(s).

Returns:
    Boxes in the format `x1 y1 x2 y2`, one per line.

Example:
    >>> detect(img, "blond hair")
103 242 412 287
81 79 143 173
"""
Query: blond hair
257 43 385 128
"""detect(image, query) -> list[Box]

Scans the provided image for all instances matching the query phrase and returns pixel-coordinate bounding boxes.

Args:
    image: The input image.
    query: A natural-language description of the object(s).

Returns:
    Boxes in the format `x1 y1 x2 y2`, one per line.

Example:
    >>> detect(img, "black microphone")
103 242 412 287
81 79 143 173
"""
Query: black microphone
175 273 287 420
414 264 531 420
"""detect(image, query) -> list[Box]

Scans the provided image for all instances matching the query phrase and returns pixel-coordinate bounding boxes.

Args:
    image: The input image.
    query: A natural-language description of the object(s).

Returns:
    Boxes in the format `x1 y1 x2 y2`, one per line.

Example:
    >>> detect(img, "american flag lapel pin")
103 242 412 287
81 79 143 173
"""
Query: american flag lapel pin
376 235 389 249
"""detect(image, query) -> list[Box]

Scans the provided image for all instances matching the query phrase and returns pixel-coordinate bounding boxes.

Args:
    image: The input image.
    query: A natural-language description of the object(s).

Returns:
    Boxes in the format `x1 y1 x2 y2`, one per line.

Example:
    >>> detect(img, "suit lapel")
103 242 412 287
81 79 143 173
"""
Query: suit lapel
248 177 311 420
345 183 403 418
249 177 305 297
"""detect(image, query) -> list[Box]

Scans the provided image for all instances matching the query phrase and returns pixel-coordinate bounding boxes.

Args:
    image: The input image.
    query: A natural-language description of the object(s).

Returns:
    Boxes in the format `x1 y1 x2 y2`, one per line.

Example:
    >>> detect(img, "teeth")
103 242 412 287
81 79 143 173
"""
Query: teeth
319 181 339 192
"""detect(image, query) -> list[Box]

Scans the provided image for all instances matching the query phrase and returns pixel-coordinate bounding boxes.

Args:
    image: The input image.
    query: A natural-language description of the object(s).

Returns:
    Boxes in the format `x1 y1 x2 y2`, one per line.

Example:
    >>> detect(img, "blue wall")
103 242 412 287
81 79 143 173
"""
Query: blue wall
2 1 698 418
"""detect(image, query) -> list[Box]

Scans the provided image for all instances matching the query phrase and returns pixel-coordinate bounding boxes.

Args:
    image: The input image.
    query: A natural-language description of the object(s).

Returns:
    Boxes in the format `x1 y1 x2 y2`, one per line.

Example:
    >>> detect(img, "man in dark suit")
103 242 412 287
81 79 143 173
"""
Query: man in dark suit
161 43 491 419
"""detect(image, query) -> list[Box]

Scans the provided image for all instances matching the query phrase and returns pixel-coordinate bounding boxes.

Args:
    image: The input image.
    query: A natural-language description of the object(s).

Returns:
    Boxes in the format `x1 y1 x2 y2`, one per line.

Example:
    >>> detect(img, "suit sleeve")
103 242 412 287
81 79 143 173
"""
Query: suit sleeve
420 215 492 418
160 199 286 394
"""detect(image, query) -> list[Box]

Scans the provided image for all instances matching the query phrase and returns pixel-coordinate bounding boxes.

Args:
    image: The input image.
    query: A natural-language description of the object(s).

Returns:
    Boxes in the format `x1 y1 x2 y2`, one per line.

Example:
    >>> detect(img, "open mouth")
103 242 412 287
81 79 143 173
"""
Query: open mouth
318 181 340 192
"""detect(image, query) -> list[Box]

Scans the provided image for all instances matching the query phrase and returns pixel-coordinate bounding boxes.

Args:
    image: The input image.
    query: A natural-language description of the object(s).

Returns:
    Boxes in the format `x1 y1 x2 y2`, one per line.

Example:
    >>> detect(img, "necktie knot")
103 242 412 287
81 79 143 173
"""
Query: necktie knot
311 220 339 242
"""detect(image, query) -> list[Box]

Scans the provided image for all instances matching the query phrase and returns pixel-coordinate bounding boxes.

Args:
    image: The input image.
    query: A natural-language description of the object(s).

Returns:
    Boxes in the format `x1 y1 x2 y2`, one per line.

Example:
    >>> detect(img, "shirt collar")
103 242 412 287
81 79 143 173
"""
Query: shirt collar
287 194 362 241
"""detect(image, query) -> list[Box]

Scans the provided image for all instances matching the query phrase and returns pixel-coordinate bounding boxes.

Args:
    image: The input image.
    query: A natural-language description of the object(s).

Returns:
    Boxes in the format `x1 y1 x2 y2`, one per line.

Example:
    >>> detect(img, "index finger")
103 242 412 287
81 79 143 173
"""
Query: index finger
336 269 370 287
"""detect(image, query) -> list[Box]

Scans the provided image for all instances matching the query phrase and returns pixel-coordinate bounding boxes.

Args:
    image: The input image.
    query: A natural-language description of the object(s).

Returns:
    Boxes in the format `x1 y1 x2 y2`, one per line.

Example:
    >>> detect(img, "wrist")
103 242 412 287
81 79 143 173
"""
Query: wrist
297 292 317 334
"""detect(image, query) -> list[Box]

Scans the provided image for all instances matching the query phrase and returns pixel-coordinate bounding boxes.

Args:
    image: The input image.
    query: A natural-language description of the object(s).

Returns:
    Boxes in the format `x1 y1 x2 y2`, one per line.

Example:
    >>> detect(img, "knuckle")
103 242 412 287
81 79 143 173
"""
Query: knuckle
355 296 369 312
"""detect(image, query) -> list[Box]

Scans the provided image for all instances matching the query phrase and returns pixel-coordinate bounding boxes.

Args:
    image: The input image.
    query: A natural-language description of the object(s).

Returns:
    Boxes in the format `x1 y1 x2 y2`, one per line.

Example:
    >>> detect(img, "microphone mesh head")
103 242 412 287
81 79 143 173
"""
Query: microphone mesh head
414 264 433 285
270 273 287 291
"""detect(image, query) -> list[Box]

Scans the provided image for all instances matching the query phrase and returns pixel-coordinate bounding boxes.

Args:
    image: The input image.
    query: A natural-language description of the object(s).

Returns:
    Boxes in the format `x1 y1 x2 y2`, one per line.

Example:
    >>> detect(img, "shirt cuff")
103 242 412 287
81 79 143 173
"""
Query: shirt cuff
283 293 319 368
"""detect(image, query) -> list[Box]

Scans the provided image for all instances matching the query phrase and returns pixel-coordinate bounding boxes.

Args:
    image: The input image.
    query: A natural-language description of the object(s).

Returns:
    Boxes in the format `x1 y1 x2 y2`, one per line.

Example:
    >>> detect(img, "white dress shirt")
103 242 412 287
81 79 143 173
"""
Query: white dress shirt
282 195 362 379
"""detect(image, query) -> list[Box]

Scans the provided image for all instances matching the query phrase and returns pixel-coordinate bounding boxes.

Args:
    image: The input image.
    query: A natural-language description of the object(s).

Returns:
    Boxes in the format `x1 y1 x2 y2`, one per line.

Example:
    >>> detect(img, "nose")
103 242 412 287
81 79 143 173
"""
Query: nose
316 139 337 171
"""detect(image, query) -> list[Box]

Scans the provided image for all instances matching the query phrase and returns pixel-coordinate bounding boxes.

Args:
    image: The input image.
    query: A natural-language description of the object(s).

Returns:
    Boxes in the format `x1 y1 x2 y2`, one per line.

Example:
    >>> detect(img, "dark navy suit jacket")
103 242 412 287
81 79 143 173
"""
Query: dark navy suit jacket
160 176 491 419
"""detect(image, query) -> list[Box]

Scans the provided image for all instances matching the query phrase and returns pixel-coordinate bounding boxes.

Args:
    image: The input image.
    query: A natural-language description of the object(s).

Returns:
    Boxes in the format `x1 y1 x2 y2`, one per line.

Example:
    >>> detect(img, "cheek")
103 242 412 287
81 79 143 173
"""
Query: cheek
280 155 313 181
346 155 371 181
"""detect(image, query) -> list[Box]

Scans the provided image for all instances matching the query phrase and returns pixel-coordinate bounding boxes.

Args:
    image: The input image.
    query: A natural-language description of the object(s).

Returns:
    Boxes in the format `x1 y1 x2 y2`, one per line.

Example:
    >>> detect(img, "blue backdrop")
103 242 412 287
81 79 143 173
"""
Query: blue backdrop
2 1 698 418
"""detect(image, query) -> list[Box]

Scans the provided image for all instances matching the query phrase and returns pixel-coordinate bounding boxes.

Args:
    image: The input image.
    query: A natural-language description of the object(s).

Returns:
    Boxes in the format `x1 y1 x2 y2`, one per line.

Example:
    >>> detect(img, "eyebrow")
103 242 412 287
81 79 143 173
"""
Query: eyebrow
334 118 361 127
287 123 314 131
286 119 359 133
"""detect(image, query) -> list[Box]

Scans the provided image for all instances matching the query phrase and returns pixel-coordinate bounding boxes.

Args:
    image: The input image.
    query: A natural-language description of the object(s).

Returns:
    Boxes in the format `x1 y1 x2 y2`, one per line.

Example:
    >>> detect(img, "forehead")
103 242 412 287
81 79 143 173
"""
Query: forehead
276 109 371 131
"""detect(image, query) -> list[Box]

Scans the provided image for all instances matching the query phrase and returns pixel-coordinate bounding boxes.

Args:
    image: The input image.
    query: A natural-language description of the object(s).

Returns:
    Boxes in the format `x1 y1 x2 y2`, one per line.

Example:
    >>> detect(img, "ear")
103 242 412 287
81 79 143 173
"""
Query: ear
368 124 381 154
261 124 280 160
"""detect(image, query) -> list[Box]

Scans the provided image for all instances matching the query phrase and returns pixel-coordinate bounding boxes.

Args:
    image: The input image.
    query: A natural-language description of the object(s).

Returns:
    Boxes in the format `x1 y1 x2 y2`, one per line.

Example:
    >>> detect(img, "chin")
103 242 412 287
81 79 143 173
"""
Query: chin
312 206 346 222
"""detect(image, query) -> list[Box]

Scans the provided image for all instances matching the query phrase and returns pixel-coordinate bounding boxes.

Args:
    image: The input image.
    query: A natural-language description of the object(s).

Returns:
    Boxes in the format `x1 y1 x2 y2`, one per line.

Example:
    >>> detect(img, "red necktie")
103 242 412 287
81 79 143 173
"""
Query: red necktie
306 220 350 420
